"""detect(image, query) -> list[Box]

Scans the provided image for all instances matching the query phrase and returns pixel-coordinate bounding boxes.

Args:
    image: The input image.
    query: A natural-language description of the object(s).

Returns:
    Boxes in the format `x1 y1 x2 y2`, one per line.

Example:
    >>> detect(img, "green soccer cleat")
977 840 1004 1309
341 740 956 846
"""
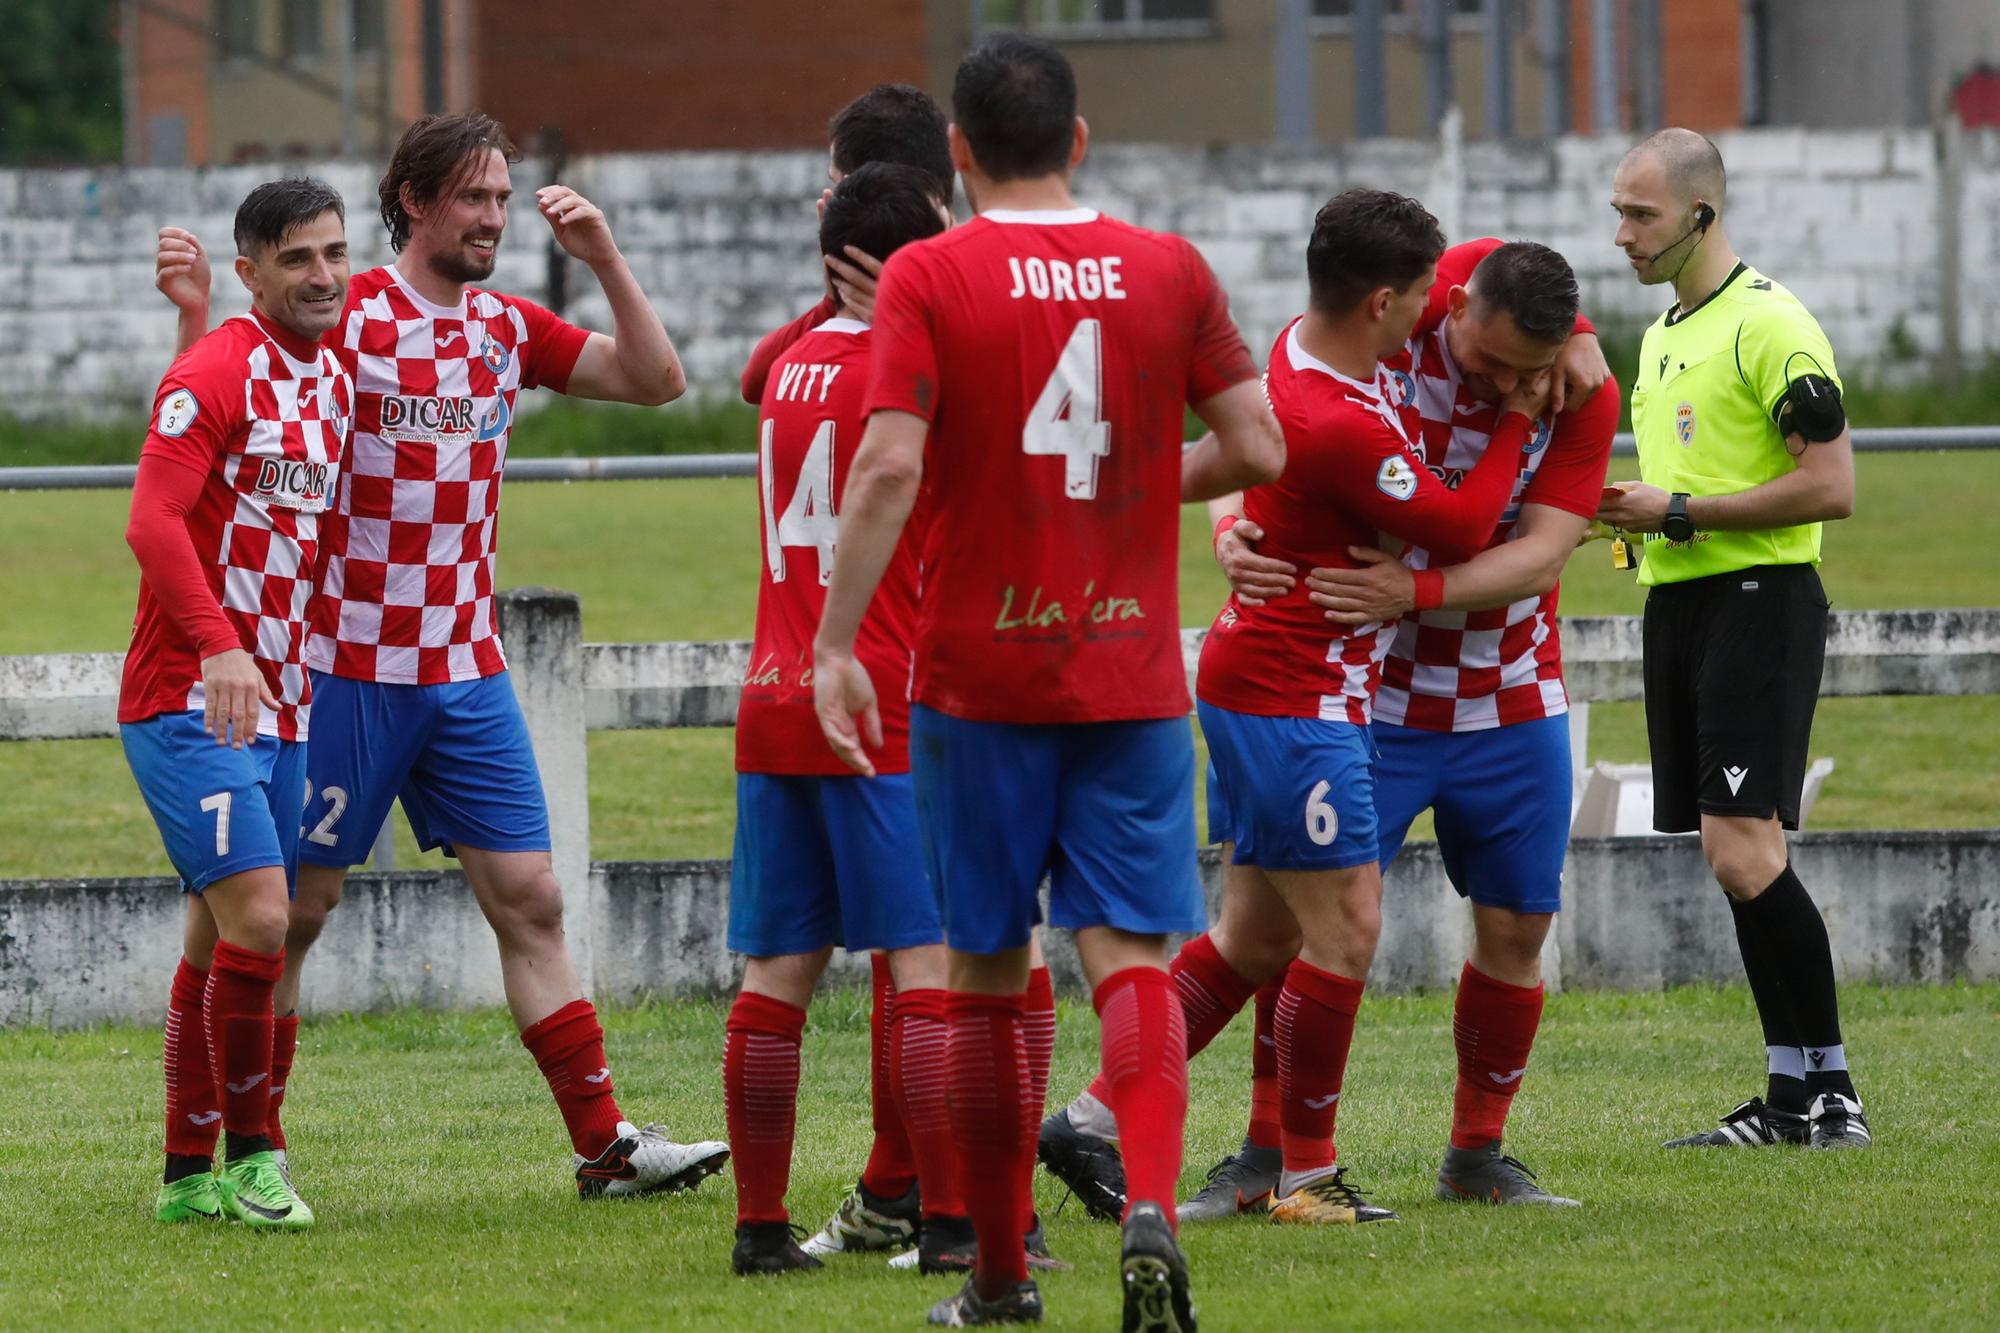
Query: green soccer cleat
218 1150 315 1229
154 1172 225 1223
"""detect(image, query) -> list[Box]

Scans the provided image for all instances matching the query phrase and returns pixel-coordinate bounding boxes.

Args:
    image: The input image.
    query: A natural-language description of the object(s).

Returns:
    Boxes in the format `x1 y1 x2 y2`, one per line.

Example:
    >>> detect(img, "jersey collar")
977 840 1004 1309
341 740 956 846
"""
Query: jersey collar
1286 319 1379 395
1665 260 1749 327
979 207 1100 225
387 263 469 321
816 316 870 335
249 307 327 367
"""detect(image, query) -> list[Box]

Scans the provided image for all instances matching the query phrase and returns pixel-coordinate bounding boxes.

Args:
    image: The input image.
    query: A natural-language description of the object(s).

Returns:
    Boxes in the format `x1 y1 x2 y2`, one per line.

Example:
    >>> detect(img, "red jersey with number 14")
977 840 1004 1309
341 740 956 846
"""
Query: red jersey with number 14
866 208 1256 724
736 318 920 775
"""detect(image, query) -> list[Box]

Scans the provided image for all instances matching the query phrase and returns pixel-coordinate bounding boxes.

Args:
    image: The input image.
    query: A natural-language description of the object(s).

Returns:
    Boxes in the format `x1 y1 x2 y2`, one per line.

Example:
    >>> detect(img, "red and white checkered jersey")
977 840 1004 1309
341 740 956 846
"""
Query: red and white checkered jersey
736 319 923 776
305 266 588 684
119 311 351 740
1372 323 1620 731
1197 319 1537 725
866 208 1257 724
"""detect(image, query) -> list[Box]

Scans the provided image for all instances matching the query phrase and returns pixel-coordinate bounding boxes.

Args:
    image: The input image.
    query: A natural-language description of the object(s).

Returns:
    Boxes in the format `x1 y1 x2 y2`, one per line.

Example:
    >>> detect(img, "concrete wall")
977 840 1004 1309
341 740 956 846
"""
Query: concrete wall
4 831 1994 1028
6 126 1999 420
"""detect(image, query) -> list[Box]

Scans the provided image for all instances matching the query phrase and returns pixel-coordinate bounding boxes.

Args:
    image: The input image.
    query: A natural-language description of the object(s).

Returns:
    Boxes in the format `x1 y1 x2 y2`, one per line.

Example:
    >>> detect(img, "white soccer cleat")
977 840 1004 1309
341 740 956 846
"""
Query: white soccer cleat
574 1120 730 1198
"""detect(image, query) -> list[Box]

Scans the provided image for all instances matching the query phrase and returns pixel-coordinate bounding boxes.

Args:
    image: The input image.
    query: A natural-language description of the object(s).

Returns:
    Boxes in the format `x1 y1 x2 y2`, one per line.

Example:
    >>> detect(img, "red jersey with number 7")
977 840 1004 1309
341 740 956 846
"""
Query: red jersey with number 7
737 318 921 775
865 208 1257 724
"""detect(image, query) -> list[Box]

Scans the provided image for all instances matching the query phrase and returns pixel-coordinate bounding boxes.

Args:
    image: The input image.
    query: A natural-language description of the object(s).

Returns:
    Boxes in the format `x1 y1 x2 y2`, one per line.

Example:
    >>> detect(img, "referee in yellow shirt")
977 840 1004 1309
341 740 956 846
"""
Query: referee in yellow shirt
1599 129 1869 1151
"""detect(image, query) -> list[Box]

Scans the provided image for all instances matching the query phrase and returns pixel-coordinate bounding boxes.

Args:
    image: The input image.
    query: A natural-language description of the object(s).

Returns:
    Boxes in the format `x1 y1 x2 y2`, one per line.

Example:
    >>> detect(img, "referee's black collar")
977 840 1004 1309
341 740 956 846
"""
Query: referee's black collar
1665 261 1749 327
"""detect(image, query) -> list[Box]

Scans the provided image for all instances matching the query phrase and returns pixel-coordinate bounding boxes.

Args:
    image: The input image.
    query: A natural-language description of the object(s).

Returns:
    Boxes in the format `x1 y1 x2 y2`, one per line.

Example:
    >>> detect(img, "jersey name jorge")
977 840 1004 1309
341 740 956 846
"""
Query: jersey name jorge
1630 263 1842 585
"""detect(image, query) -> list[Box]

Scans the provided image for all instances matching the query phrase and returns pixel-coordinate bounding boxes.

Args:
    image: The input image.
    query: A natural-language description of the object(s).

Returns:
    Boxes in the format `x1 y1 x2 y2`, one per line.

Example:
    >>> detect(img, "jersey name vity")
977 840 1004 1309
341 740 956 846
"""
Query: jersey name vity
1005 255 1127 302
770 361 844 403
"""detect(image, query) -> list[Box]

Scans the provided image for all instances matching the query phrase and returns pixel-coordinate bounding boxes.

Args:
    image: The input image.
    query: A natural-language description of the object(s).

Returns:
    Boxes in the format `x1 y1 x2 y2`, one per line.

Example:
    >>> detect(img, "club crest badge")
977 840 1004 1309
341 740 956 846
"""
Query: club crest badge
1525 415 1552 455
480 330 511 375
1675 400 1696 447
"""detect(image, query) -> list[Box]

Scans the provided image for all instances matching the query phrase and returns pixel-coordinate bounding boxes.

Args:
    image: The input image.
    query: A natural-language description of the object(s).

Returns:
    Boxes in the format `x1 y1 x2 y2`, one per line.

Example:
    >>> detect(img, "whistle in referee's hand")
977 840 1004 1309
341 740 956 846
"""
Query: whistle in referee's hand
1610 531 1640 572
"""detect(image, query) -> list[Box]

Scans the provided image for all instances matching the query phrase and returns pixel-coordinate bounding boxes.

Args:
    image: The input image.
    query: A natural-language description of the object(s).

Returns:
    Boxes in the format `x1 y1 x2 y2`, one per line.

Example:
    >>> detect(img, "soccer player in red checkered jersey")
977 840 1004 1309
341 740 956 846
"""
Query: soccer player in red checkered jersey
738 84 1063 1275
1179 240 1618 1216
127 179 352 1229
1041 236 1614 1222
1172 192 1552 1231
813 34 1283 1329
153 114 728 1197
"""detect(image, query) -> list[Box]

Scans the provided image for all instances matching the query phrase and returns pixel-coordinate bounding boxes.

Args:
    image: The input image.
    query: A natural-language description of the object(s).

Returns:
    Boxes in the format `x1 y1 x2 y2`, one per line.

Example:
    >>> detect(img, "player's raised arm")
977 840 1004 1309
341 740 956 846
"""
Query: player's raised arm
155 226 214 356
536 186 686 406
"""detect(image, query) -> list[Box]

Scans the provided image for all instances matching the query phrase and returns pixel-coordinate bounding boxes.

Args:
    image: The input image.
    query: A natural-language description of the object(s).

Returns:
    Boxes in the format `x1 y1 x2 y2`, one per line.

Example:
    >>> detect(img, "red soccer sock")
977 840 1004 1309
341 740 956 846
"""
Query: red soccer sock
520 998 626 1160
945 991 1032 1298
165 958 220 1162
724 991 808 1225
1094 966 1189 1228
1274 958 1365 1176
1022 964 1057 1123
1247 973 1284 1151
1450 962 1546 1150
203 941 283 1144
860 954 918 1198
266 1013 299 1151
1085 934 1254 1109
893 988 965 1220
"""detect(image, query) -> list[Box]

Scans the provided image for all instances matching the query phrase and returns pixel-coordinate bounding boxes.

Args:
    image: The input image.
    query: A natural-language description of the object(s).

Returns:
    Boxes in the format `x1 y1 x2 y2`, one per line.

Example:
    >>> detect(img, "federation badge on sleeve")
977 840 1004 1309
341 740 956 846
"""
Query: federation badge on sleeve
1376 454 1418 501
158 388 199 438
1675 400 1696 447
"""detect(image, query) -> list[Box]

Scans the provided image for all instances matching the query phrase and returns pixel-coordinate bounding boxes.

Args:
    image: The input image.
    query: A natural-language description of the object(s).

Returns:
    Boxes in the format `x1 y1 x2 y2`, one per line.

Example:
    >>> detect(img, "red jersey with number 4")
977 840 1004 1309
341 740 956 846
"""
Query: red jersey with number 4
1197 320 1535 724
737 318 920 775
866 208 1256 724
119 312 351 739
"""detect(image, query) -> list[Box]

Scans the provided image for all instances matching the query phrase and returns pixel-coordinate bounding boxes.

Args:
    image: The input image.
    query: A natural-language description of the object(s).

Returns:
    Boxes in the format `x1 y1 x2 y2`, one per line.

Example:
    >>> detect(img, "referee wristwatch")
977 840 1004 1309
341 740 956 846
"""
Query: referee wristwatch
1663 492 1695 543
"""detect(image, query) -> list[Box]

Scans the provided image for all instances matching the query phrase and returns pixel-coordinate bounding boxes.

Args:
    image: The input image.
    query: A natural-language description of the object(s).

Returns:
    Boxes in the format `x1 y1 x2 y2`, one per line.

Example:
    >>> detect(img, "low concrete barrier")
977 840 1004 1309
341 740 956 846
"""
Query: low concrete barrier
5 832 1993 1027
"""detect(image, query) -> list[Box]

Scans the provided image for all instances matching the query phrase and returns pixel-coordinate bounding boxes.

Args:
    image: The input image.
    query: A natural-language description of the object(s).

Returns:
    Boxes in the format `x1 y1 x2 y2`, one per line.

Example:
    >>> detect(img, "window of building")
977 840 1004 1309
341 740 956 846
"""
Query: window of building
215 0 257 59
353 0 388 53
981 0 1216 38
1312 0 1482 22
283 0 323 59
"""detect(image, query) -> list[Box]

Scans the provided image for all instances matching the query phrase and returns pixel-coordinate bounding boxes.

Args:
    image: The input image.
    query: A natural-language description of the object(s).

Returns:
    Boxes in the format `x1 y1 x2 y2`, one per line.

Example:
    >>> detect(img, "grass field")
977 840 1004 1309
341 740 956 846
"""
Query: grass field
2 985 1994 1329
2 450 1996 878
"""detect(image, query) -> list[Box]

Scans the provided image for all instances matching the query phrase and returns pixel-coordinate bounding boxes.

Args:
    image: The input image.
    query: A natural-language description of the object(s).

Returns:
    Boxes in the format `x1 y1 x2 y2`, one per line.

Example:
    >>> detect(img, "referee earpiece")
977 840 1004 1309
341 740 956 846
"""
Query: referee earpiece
1646 202 1716 264
1695 202 1715 229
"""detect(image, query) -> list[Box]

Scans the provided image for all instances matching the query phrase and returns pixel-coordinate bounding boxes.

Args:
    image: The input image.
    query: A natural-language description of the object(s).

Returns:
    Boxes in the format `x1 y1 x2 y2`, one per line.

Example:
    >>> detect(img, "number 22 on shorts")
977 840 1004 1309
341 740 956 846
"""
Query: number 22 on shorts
1024 318 1110 500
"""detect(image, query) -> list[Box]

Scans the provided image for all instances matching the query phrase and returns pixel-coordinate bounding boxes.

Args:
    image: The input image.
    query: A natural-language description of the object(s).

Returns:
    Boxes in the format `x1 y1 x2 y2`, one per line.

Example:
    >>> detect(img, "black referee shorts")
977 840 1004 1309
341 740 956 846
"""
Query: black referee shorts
1641 563 1829 833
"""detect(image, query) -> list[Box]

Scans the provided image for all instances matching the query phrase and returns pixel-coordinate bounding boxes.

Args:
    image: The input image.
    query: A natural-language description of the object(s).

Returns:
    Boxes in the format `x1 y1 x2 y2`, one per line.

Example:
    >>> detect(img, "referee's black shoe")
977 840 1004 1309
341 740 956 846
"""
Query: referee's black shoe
1663 1097 1809 1148
1037 1108 1127 1221
1807 1092 1873 1150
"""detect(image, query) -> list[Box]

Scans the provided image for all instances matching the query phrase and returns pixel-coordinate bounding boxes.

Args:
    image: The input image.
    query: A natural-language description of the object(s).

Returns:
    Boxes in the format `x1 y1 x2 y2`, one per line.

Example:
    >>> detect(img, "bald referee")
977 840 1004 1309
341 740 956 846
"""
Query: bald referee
1600 128 1868 1151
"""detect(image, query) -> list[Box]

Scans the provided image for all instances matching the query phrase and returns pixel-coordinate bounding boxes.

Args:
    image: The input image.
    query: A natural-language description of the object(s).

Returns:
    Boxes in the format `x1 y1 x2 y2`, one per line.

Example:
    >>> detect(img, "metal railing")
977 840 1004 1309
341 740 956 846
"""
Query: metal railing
3 426 1996 492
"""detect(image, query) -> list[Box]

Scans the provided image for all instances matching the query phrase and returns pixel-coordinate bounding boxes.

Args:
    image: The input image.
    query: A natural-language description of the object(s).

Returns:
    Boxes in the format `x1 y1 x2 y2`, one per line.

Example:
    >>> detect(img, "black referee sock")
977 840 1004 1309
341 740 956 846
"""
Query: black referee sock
1741 863 1856 1102
1726 892 1809 1113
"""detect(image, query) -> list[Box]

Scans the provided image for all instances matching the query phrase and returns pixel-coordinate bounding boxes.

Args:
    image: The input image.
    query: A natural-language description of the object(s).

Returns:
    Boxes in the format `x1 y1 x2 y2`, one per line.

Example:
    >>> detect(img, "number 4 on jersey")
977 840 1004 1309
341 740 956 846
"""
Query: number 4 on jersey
1023 318 1111 500
761 417 839 585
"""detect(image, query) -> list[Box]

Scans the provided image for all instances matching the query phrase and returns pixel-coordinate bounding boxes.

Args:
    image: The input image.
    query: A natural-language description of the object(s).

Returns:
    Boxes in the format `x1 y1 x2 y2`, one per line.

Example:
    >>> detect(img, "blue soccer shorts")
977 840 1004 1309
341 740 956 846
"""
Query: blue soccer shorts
908 704 1207 956
728 771 945 957
1197 701 1380 872
1373 713 1572 914
297 670 551 866
121 709 306 895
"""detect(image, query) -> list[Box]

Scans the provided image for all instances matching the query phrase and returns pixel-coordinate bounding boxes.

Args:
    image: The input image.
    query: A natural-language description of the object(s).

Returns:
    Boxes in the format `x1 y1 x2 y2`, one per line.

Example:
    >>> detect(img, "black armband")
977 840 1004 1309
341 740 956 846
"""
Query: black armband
1775 373 1845 443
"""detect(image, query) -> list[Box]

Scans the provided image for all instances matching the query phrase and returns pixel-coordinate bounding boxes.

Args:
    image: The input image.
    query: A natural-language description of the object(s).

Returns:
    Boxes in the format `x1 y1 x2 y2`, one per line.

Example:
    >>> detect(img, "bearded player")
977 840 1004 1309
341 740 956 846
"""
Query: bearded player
814 33 1283 1330
153 113 728 1198
128 179 352 1229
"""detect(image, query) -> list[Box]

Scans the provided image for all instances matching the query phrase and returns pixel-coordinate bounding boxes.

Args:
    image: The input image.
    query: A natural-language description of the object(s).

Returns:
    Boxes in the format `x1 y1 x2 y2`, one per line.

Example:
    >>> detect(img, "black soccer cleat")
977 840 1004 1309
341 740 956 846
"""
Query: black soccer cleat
1120 1201 1196 1333
915 1213 978 1274
731 1220 825 1276
1435 1140 1580 1207
1662 1097 1809 1149
1807 1092 1873 1149
1037 1108 1128 1222
927 1276 1044 1326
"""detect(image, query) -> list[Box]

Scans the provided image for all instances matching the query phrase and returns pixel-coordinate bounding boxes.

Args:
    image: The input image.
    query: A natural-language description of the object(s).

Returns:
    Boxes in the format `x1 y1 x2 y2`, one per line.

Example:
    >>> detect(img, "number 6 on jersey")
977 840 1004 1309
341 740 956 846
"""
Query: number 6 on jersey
1023 318 1111 500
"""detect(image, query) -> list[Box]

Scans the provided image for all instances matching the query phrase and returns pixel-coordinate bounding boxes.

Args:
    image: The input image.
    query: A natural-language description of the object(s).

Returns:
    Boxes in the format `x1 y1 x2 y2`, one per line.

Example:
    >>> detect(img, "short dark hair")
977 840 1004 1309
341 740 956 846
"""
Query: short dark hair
820 163 949 294
1305 189 1446 315
234 177 345 258
1467 241 1580 344
829 84 954 205
951 33 1076 183
378 112 519 253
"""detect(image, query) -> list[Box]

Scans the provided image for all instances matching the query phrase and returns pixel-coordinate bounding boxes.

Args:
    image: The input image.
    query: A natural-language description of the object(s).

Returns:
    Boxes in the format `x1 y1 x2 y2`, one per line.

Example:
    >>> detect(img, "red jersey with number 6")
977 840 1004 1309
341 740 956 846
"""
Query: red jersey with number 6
737 318 921 774
866 208 1256 724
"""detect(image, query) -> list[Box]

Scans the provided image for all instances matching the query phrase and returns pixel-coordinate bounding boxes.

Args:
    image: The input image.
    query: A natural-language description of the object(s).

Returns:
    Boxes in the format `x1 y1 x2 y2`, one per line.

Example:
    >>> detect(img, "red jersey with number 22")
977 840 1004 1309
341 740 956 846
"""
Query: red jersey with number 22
737 318 920 775
866 209 1256 724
